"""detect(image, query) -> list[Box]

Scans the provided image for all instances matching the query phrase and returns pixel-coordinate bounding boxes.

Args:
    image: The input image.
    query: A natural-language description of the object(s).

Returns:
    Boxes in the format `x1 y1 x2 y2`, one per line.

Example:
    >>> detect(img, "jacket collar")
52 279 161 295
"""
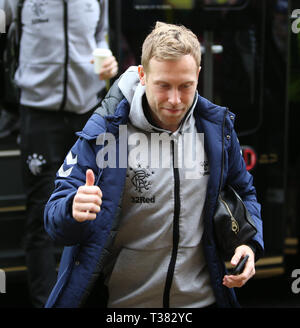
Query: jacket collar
194 95 227 124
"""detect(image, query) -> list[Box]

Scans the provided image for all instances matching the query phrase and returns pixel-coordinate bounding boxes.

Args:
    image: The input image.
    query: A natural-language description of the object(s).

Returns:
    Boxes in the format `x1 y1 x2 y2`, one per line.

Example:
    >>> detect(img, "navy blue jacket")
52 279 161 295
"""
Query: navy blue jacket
44 90 263 308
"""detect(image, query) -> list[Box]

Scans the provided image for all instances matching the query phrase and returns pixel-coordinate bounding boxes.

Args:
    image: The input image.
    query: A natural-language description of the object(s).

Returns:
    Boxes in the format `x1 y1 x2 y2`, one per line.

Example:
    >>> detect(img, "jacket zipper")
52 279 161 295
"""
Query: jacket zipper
163 139 181 308
59 0 69 111
219 197 239 234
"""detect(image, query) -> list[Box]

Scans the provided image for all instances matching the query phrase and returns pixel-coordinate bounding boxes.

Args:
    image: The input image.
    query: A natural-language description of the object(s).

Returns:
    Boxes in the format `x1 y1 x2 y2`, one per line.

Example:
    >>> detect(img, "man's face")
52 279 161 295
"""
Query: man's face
138 55 200 132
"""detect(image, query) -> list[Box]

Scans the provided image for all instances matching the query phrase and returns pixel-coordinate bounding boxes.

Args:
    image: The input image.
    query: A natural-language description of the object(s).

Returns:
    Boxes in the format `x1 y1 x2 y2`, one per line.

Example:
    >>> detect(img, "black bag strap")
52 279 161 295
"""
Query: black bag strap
218 107 229 195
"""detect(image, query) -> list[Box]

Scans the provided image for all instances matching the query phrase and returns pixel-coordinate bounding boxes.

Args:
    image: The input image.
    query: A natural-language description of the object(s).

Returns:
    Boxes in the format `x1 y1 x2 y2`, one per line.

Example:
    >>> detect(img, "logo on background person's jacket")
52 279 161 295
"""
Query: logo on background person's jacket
27 153 47 176
30 0 49 25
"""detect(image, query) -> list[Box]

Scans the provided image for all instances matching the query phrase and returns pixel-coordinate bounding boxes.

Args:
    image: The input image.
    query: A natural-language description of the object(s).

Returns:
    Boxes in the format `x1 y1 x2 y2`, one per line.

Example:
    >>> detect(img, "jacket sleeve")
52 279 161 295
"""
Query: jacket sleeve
226 126 264 260
44 136 99 246
44 75 124 246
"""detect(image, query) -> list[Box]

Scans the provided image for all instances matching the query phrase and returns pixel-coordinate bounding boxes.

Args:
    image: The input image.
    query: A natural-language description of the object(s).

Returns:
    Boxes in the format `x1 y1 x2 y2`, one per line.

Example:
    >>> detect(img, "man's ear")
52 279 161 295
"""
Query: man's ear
197 66 201 79
138 65 146 86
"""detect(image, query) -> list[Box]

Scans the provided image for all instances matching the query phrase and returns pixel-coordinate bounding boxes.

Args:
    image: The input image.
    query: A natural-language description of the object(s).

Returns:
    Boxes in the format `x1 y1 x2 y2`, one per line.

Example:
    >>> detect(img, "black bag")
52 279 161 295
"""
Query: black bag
213 185 257 261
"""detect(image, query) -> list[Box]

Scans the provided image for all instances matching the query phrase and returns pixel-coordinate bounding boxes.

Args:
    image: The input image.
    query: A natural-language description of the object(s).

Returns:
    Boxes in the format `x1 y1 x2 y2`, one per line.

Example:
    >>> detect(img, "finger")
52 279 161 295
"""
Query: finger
78 185 102 197
99 66 118 80
223 263 255 288
223 274 245 288
231 252 242 267
74 211 97 222
99 65 118 77
241 259 255 280
85 169 95 187
74 193 102 206
74 202 101 214
99 61 114 73
99 59 118 74
101 56 116 67
222 275 234 288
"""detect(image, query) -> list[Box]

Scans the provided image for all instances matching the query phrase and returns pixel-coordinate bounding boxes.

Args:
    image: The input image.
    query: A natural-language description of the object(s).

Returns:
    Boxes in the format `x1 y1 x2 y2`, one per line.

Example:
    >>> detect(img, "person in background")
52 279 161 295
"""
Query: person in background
0 0 118 307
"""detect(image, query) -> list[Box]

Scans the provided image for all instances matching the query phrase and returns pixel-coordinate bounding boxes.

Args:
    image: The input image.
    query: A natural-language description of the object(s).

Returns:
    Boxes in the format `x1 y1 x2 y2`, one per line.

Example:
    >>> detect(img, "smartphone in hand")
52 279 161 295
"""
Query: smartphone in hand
230 255 249 275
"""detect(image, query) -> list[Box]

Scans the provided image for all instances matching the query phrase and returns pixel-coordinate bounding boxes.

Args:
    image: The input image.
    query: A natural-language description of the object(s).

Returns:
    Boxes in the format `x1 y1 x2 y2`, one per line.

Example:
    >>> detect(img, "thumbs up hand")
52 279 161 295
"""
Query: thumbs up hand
72 169 103 222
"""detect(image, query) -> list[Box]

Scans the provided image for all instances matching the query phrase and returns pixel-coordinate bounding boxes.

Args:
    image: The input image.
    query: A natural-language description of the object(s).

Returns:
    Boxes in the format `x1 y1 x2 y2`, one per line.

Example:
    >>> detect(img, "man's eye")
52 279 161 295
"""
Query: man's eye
159 84 169 88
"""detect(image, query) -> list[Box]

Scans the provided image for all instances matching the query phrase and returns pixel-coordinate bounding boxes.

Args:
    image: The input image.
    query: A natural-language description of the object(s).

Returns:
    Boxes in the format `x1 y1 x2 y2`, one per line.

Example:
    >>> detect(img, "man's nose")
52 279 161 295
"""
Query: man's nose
168 89 181 106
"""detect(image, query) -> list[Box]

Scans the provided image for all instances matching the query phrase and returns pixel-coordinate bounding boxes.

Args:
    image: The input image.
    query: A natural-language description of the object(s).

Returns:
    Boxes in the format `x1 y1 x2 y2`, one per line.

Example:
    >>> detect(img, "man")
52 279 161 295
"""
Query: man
0 0 118 307
44 22 263 308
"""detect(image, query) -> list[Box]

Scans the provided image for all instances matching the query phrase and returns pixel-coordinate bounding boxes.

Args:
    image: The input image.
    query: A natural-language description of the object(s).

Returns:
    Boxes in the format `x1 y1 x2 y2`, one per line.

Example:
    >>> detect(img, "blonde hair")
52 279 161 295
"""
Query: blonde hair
141 21 201 72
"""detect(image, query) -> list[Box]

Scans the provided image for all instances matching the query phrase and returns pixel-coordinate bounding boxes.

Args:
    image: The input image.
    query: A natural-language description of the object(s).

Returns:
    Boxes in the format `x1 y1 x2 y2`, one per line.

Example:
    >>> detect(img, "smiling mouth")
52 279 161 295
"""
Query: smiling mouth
162 108 183 113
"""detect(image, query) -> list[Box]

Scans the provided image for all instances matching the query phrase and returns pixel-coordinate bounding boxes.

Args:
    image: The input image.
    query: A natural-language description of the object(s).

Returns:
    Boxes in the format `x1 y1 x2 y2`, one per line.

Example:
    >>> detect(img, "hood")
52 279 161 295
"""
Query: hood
118 66 141 105
118 66 154 133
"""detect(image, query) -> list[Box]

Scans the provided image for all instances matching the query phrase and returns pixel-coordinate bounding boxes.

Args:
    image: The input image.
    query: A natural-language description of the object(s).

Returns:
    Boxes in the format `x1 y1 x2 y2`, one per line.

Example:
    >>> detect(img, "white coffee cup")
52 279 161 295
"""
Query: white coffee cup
92 48 112 74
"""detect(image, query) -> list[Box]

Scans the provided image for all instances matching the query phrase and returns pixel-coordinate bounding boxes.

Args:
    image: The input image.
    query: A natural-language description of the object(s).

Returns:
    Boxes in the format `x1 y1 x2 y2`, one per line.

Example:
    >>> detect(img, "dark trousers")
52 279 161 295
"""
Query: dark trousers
20 106 93 307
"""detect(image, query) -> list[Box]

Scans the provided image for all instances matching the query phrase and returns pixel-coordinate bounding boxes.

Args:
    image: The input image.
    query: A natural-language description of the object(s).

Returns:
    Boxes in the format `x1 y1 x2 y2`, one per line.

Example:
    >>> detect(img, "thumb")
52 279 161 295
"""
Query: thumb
231 251 242 267
85 169 95 186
